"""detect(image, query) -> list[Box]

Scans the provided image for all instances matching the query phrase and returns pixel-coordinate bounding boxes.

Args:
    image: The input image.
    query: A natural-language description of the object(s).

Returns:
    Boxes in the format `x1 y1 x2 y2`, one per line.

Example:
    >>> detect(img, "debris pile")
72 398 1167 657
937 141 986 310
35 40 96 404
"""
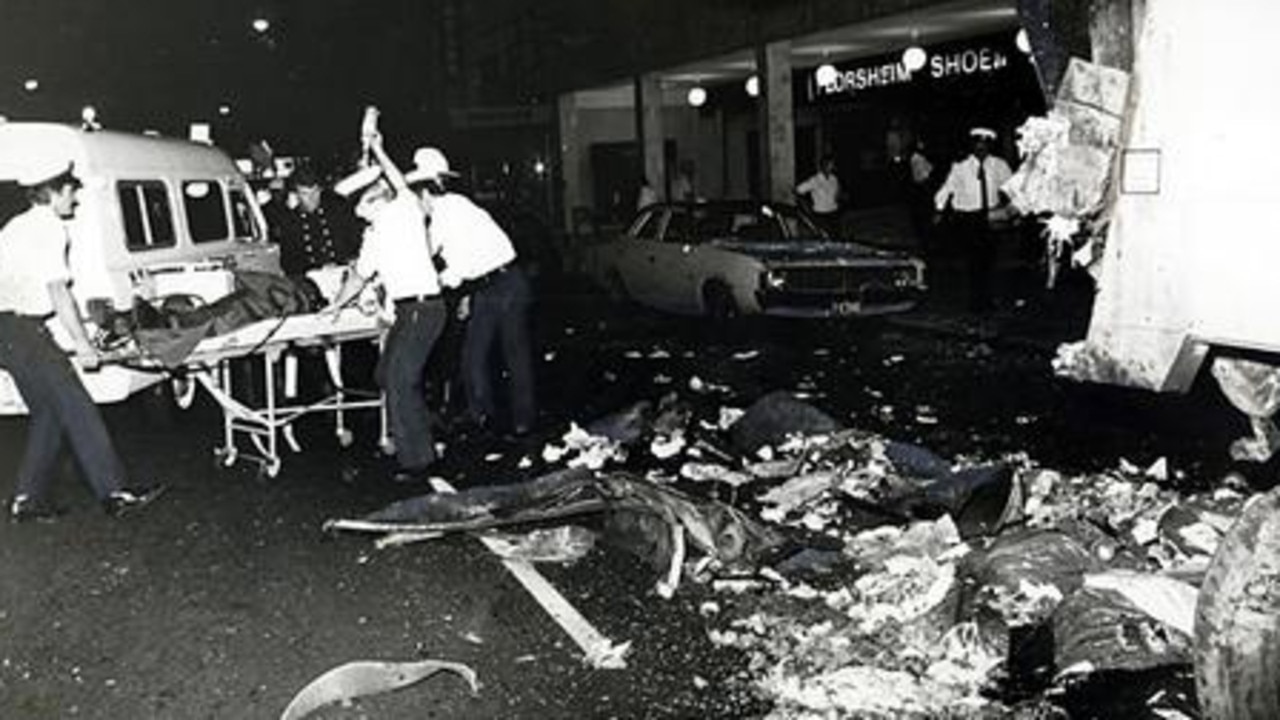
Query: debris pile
329 389 1256 718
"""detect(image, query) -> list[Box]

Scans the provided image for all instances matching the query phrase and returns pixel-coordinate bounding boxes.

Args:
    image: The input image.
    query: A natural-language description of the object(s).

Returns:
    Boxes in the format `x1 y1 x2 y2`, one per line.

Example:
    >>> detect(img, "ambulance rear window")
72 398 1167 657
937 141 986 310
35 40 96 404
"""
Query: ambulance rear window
117 181 177 251
184 180 228 243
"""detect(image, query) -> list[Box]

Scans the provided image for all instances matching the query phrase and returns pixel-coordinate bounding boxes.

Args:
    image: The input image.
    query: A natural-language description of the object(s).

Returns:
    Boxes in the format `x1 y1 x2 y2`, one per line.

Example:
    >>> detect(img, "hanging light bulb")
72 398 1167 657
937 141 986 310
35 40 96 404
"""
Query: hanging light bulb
815 62 838 87
745 74 759 98
687 85 707 108
902 45 927 72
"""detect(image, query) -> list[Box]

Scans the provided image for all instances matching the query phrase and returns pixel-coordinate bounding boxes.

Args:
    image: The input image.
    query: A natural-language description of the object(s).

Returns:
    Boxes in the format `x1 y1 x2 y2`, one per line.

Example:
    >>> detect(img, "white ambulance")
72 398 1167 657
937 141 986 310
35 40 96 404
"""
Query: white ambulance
0 122 282 413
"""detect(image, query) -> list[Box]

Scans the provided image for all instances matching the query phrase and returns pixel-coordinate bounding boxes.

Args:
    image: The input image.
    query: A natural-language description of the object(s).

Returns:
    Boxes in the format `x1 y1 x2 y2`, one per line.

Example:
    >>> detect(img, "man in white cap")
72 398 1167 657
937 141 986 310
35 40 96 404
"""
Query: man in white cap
0 159 164 520
933 127 1014 311
406 147 536 437
326 132 446 482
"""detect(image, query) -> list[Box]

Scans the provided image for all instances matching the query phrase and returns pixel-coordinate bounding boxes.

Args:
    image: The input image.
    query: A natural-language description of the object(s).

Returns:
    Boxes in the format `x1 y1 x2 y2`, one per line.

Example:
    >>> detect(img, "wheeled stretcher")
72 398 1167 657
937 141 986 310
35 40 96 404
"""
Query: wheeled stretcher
164 307 389 478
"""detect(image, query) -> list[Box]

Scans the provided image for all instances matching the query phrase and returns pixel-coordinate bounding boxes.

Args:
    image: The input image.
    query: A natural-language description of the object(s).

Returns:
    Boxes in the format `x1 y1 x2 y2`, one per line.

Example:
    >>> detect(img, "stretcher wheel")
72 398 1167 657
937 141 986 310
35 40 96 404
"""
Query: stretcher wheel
379 437 396 456
336 428 354 447
216 447 238 467
258 457 282 480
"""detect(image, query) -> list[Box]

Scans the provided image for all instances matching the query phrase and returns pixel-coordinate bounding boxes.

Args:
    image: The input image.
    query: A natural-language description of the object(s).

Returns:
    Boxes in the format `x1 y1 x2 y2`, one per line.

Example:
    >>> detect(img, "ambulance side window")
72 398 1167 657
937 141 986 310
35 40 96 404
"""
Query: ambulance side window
228 188 260 241
117 181 177 251
183 181 229 243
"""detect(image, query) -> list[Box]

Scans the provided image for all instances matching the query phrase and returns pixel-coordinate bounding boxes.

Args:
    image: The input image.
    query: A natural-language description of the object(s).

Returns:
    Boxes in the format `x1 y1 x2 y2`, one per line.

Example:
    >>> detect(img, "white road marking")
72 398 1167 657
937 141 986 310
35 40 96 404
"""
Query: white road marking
429 478 631 669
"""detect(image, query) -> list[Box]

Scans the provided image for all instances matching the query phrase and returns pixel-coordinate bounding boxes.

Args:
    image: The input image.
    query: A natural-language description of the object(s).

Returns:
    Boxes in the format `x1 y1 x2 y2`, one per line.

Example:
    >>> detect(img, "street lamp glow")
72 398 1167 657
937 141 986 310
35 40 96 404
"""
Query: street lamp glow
745 75 759 97
687 86 707 108
23 78 39 92
252 18 270 33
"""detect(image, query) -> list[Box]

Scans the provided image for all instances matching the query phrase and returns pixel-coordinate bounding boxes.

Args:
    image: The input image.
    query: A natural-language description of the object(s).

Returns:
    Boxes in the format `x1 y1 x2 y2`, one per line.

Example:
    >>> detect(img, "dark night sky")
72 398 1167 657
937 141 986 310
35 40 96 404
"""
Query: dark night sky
0 0 448 156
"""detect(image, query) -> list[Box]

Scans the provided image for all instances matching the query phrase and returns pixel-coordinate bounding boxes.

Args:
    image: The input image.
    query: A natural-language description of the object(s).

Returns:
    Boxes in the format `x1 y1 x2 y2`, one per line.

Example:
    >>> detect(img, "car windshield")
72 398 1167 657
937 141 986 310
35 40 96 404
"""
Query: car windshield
695 204 826 243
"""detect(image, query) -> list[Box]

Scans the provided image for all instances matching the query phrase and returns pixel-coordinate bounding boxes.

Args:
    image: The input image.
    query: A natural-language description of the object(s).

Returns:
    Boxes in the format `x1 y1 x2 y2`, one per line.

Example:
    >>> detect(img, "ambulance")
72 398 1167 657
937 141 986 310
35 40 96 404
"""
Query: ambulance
0 122 282 413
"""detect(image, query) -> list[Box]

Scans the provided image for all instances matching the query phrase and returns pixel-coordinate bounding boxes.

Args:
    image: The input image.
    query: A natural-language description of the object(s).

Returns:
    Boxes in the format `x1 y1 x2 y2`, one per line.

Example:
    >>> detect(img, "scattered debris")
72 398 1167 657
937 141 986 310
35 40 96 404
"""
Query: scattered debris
280 658 477 720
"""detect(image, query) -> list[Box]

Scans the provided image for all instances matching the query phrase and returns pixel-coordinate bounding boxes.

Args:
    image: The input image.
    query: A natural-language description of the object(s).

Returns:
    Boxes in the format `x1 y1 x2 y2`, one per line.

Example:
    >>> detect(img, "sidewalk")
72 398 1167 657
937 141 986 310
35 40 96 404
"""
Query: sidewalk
890 261 1095 354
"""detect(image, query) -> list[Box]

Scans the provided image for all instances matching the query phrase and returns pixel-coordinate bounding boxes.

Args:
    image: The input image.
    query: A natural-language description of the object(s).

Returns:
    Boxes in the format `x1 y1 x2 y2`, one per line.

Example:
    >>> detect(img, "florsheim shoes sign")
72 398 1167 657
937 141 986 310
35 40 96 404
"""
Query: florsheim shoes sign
810 32 1023 101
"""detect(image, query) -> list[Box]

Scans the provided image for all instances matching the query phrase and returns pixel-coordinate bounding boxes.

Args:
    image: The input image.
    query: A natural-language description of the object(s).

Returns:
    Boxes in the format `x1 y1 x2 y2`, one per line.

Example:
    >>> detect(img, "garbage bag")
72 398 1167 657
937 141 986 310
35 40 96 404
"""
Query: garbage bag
729 391 841 455
1054 585 1192 676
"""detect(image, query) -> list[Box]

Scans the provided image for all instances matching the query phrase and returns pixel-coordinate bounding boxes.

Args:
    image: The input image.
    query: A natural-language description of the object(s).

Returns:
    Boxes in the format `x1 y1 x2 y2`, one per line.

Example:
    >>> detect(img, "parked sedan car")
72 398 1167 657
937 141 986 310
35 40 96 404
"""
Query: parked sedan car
581 200 926 318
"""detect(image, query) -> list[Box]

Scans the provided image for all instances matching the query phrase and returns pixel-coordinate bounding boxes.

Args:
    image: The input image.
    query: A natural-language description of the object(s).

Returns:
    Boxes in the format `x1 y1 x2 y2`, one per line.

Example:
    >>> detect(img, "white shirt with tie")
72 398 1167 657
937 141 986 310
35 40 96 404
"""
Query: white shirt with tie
934 154 1013 213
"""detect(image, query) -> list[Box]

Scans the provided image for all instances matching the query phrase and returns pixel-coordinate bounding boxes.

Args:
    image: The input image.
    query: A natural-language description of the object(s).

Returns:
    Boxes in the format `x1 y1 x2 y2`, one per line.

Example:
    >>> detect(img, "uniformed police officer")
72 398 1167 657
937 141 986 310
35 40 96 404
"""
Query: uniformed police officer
0 158 164 521
406 147 536 437
326 133 446 482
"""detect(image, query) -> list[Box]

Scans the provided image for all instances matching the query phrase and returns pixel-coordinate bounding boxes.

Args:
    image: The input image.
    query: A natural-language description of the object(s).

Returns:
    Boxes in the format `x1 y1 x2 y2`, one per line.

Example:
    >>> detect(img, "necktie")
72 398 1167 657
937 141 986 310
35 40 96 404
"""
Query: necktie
977 159 989 215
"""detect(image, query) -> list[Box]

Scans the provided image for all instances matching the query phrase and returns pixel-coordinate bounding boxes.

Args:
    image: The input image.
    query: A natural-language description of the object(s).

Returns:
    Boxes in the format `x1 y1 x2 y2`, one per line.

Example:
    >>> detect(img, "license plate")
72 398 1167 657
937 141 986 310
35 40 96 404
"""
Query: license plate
831 300 860 315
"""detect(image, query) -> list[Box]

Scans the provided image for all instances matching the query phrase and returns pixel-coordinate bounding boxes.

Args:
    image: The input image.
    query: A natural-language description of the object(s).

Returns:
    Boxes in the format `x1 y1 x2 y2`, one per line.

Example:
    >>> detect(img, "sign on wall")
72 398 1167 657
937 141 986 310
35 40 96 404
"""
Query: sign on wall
811 32 1022 101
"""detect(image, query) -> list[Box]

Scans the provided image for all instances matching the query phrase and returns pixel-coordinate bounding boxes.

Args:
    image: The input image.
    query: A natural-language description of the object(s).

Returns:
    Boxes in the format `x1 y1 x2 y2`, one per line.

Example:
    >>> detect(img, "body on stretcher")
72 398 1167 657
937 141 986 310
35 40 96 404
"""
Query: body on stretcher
0 303 390 480
170 305 389 478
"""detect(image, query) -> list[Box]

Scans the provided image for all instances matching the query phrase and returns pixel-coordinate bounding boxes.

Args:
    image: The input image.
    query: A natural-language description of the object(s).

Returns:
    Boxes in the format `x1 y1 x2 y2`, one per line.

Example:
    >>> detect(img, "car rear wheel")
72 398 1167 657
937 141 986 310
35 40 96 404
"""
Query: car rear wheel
703 282 740 321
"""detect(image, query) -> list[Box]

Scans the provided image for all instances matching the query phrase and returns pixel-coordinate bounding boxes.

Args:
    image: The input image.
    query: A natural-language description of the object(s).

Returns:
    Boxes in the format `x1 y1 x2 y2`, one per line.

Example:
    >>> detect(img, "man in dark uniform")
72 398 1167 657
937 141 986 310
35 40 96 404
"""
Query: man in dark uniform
275 165 359 277
0 159 164 521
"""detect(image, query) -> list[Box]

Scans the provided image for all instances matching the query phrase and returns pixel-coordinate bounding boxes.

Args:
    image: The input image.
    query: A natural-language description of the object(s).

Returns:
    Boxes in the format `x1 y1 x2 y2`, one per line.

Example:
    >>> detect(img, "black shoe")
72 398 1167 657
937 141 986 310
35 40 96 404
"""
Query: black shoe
8 495 65 524
102 485 167 518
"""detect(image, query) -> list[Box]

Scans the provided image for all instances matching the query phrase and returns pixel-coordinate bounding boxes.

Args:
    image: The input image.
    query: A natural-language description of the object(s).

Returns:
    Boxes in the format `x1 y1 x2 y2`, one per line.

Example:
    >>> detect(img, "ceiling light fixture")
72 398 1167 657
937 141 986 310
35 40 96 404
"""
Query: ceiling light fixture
23 78 39 92
1015 28 1032 54
687 85 707 108
902 45 928 72
815 62 838 87
745 74 759 97
902 17 928 73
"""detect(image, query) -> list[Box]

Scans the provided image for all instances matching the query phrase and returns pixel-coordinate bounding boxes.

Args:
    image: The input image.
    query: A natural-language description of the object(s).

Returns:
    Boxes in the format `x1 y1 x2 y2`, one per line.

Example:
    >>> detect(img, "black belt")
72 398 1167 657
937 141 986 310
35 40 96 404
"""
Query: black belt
393 294 439 308
466 263 514 292
0 310 52 321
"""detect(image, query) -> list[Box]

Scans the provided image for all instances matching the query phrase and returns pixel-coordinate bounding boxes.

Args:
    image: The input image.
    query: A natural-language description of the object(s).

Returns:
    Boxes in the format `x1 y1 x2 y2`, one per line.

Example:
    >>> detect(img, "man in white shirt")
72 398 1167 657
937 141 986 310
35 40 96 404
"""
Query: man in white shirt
0 160 163 520
795 155 842 238
327 133 446 481
933 128 1015 311
407 147 536 437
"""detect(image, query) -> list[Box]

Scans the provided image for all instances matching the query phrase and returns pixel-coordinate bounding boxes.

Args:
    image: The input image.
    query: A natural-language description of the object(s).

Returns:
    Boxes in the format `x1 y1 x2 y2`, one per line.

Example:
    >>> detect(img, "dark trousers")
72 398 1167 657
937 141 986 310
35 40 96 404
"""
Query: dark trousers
461 267 536 433
954 211 996 312
377 297 446 470
0 313 125 501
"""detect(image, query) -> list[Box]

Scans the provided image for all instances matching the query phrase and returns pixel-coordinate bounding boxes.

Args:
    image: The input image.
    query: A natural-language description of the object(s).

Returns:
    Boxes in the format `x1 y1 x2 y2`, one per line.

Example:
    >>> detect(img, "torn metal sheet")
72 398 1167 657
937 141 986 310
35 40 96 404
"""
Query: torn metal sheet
280 658 477 720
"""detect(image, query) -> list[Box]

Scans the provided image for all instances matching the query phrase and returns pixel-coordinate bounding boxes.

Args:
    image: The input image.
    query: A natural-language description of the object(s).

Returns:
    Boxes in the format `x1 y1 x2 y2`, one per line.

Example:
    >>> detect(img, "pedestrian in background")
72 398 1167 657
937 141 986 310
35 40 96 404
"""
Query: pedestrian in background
407 147 536 438
796 154 843 238
0 158 164 521
934 127 1014 312
327 129 446 483
636 176 658 212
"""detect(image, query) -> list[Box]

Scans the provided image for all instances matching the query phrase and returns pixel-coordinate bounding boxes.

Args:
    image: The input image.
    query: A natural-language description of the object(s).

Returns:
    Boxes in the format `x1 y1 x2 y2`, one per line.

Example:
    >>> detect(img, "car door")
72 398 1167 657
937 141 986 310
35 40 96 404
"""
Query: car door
644 204 705 313
607 206 665 304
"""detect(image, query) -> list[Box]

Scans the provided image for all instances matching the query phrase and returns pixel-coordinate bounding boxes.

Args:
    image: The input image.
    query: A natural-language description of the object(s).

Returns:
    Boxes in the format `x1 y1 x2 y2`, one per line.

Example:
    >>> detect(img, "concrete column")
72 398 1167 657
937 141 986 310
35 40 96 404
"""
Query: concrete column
557 92 583 234
756 39 795 202
635 74 666 200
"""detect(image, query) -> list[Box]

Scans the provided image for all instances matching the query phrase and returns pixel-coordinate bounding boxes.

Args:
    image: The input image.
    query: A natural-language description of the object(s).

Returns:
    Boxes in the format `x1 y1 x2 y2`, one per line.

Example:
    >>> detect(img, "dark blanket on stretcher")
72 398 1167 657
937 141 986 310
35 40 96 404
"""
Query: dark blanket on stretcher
121 271 321 367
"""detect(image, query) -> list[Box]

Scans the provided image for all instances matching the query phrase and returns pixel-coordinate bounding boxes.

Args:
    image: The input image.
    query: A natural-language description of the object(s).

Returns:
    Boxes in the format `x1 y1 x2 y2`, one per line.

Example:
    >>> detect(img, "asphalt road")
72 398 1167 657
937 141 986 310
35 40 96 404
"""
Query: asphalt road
0 273 1263 719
